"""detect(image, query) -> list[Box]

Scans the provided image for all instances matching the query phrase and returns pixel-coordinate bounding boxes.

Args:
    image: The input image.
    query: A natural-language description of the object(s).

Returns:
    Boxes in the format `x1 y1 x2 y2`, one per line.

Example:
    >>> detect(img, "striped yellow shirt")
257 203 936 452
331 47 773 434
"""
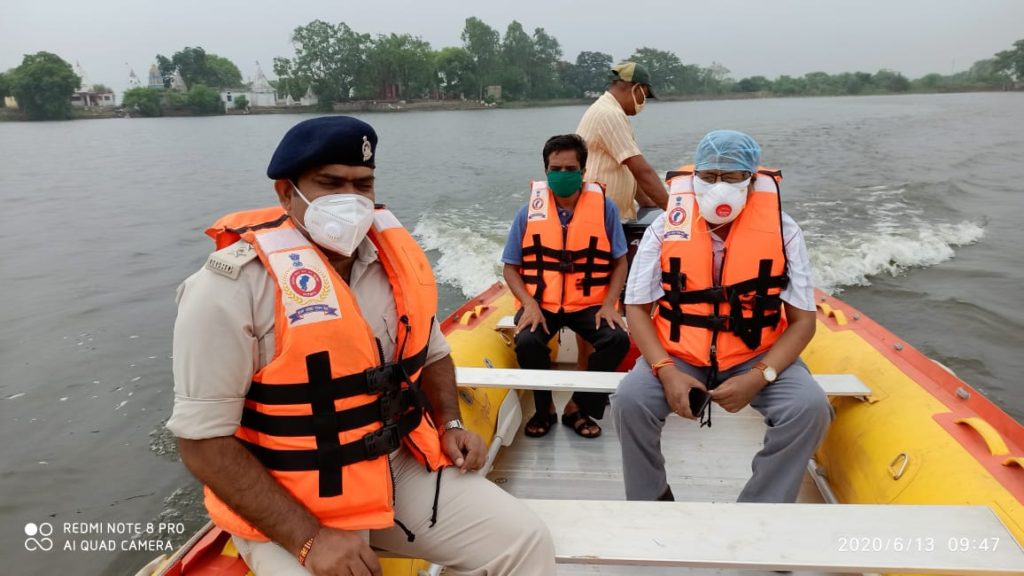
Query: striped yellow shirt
576 91 643 220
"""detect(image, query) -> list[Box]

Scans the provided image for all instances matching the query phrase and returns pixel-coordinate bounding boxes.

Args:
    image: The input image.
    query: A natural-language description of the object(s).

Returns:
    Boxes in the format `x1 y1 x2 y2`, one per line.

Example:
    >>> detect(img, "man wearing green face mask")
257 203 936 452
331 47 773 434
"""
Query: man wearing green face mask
501 134 631 439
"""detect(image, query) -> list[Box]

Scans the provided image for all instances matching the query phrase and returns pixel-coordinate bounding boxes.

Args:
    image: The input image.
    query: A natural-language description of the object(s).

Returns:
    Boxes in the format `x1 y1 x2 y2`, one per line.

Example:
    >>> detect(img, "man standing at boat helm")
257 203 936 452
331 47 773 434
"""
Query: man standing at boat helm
576 62 669 221
502 134 631 438
611 130 832 503
167 116 555 575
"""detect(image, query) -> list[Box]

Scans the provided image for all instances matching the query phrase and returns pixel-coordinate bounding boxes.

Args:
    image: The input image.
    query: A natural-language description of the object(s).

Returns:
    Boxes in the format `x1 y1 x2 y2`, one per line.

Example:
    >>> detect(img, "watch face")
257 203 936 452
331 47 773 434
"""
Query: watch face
764 367 778 382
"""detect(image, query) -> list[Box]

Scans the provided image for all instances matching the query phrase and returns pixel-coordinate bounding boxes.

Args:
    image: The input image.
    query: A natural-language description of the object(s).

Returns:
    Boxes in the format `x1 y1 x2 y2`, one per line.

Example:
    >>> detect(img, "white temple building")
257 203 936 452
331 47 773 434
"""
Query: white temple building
70 61 115 107
220 62 278 109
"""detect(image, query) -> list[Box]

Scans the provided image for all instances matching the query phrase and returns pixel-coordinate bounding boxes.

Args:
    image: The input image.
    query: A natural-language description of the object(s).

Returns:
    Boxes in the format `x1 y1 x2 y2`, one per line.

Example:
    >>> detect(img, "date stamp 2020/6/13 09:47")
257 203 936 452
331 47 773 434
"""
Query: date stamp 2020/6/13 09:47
836 536 1001 553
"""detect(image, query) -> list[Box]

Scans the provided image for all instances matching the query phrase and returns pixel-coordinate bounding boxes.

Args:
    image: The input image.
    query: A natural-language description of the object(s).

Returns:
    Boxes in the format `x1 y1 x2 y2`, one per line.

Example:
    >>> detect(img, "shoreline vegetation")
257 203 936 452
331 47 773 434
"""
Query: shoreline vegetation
2 16 1022 121
0 86 1017 123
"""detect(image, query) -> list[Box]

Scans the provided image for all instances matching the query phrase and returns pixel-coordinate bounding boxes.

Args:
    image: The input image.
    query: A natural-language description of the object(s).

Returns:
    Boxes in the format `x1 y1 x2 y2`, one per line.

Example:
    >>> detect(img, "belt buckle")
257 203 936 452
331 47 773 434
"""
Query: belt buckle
363 424 401 458
365 364 401 395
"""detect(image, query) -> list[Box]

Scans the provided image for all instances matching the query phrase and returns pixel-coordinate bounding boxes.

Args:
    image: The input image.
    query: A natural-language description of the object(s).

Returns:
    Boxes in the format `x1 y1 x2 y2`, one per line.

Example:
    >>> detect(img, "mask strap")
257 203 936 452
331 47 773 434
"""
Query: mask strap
289 182 313 233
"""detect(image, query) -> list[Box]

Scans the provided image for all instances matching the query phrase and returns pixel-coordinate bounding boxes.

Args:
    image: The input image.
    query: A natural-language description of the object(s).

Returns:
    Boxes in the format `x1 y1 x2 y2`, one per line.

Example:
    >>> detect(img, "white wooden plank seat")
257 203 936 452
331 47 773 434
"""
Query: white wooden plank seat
456 366 871 397
522 499 1024 574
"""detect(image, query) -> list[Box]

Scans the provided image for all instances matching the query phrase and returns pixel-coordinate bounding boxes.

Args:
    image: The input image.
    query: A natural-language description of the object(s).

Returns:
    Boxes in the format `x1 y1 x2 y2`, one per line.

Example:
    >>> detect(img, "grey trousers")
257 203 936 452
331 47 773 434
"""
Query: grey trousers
233 446 556 575
611 353 833 503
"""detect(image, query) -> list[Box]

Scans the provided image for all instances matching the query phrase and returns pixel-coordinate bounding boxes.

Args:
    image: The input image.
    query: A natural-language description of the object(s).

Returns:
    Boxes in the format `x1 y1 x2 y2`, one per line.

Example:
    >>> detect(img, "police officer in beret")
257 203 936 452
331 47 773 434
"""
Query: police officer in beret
168 116 556 576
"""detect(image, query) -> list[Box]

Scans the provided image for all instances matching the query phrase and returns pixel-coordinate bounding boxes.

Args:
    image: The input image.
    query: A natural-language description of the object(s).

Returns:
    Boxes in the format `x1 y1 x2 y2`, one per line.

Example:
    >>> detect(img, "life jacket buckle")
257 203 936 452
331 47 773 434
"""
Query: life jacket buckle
557 250 574 273
363 423 401 458
365 363 402 395
379 391 405 424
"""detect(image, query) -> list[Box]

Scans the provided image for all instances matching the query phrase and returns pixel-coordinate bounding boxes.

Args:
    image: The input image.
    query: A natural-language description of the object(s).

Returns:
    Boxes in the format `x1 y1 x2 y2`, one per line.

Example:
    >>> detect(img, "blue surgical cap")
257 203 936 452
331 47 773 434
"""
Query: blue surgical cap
694 130 761 173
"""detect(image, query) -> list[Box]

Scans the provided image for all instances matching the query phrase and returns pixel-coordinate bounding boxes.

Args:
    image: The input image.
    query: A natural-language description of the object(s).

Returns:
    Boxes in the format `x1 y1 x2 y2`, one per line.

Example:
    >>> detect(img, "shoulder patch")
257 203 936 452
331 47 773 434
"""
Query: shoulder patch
205 240 257 280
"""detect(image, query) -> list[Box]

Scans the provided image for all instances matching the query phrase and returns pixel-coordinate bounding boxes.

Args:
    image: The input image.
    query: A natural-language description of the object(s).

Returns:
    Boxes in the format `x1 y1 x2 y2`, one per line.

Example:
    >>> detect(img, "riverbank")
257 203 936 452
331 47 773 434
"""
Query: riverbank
0 86 1017 122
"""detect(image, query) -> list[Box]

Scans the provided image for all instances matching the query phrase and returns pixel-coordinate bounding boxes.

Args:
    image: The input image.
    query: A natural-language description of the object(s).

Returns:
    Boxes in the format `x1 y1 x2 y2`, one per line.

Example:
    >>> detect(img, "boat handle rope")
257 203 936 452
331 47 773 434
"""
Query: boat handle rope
888 452 909 480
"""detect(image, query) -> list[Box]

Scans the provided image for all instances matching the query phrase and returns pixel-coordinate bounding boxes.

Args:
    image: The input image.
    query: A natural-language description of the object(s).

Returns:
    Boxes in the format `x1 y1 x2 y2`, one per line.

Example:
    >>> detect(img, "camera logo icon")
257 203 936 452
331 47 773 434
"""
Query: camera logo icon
24 522 54 552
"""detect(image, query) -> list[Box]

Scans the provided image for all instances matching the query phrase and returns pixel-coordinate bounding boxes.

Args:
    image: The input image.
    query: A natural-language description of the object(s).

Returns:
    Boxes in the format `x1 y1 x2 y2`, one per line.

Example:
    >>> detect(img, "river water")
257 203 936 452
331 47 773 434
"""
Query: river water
1 92 1022 574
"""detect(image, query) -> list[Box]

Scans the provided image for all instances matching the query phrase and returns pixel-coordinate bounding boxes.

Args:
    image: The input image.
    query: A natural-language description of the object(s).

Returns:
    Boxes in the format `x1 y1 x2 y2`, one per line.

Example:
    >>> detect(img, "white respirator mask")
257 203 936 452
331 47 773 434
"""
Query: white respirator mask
291 184 374 257
692 176 750 225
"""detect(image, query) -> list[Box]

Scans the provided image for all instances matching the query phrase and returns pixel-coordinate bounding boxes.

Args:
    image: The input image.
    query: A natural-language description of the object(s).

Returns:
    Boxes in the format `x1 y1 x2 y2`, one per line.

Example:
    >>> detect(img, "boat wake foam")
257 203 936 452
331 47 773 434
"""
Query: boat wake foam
811 220 984 292
413 216 505 298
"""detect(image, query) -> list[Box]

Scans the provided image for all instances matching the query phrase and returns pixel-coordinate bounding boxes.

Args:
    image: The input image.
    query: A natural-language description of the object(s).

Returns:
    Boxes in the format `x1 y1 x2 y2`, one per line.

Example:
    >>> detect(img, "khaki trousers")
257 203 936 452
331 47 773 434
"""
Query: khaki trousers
233 446 556 575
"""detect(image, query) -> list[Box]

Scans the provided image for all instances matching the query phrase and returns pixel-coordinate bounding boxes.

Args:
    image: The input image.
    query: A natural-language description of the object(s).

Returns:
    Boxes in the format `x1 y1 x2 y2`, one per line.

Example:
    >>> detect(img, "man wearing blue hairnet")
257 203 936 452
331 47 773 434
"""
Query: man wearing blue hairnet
611 130 833 503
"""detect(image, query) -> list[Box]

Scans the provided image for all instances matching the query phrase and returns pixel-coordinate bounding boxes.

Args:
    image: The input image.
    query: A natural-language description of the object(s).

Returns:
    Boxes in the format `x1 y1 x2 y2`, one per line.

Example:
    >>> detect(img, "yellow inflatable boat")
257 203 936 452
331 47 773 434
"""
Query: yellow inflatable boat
139 283 1024 575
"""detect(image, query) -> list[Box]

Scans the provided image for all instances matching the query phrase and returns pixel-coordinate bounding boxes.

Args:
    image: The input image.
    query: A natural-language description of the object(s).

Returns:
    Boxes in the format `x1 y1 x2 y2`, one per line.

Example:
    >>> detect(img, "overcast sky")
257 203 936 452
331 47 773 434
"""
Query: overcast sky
2 0 1022 94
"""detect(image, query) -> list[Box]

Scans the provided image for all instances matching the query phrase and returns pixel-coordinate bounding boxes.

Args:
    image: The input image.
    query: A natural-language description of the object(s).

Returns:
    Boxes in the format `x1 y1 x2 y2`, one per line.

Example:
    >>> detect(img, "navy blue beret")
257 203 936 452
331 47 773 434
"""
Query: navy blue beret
266 116 378 180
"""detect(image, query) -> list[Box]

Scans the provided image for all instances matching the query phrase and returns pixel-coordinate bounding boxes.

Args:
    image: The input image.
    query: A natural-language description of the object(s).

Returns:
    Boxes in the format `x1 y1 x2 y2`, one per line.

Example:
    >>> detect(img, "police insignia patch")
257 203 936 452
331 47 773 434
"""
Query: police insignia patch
362 135 373 162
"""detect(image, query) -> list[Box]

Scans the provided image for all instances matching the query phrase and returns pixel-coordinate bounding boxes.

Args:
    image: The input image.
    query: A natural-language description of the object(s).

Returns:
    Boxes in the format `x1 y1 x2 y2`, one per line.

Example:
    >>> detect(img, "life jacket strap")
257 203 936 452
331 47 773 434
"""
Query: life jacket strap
658 258 788 348
238 408 423 497
245 345 429 405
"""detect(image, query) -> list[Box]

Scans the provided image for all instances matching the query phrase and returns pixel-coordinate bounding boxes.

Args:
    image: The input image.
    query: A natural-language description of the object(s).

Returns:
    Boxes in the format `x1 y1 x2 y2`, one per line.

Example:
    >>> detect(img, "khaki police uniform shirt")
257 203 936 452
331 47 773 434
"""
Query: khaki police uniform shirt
167 237 452 440
576 91 643 220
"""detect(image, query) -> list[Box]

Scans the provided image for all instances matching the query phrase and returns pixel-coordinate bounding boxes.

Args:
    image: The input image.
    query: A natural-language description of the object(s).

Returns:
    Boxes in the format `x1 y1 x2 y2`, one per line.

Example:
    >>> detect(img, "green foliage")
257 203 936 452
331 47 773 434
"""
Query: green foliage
735 75 771 93
91 83 112 94
9 52 80 120
164 90 188 110
156 55 174 88
359 33 436 99
565 51 613 97
265 17 1020 112
206 55 244 88
187 85 224 115
527 27 562 99
155 47 243 89
499 21 533 100
233 94 249 110
628 47 702 95
122 87 163 117
272 57 310 101
994 39 1024 82
461 17 501 98
435 47 476 99
872 69 910 92
277 20 370 104
0 72 9 105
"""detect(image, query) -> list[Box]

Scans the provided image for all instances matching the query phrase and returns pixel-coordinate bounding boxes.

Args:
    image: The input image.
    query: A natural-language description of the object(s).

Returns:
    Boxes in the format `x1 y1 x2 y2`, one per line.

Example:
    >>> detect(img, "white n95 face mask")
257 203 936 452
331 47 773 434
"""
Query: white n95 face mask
692 177 750 225
292 184 375 256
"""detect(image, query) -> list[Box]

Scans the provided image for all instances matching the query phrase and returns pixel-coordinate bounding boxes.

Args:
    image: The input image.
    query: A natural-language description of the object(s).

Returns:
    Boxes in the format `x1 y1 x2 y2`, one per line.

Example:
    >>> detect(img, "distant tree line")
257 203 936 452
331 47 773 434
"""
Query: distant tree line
273 17 1024 106
2 32 1024 121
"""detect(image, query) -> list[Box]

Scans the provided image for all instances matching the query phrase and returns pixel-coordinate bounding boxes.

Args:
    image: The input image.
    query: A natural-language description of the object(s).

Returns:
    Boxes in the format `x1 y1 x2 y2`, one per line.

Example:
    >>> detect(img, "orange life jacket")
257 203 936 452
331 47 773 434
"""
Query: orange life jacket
518 181 613 313
654 166 789 373
201 206 450 540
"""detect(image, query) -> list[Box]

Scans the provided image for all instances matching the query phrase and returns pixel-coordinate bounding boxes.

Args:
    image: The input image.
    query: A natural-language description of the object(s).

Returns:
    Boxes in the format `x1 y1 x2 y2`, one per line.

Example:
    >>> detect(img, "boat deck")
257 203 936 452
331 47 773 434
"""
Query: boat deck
487 391 855 576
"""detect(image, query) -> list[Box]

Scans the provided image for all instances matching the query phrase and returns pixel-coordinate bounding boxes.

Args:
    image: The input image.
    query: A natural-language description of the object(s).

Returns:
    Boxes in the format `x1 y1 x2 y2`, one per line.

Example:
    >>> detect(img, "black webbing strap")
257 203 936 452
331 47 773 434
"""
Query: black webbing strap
519 233 547 303
239 408 423 486
658 259 787 345
246 345 429 405
662 257 685 342
656 306 730 332
308 351 343 497
731 259 784 350
241 388 419 437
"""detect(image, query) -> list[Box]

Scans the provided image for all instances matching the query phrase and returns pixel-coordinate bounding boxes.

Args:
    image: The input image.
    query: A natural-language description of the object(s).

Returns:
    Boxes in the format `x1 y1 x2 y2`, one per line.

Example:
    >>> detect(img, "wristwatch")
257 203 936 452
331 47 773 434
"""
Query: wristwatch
442 419 465 434
753 361 778 384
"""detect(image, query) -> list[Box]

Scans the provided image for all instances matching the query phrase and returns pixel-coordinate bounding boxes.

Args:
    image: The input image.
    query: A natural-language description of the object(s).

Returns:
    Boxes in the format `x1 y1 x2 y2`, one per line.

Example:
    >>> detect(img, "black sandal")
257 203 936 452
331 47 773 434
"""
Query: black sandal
524 411 557 437
561 411 601 439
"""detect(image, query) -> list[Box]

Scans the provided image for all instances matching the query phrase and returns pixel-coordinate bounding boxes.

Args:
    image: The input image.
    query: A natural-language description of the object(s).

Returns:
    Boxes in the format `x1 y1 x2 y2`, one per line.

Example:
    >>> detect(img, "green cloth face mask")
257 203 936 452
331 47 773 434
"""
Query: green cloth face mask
547 170 583 197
